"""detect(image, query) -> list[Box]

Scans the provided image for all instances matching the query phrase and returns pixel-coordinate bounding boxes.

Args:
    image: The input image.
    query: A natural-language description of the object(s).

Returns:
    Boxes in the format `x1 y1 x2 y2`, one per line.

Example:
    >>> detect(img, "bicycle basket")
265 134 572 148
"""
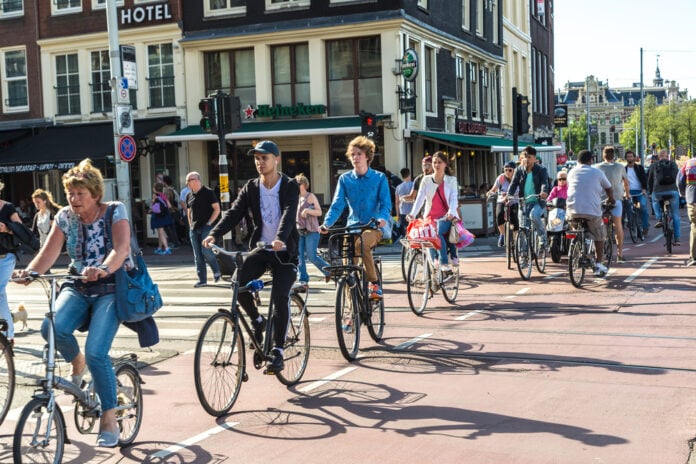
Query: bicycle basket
327 233 361 267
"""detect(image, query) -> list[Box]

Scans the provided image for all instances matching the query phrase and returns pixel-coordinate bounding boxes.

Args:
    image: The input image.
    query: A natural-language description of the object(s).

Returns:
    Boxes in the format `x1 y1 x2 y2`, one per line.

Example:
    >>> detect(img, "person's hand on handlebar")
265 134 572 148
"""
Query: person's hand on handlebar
12 269 34 286
202 235 216 248
318 224 329 235
269 239 286 251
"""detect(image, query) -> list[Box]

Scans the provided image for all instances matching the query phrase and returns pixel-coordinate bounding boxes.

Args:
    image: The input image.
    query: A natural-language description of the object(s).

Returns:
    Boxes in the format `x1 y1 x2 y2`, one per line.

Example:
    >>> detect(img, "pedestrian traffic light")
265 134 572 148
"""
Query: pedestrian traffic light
361 112 378 138
199 97 218 133
516 94 531 135
221 95 242 133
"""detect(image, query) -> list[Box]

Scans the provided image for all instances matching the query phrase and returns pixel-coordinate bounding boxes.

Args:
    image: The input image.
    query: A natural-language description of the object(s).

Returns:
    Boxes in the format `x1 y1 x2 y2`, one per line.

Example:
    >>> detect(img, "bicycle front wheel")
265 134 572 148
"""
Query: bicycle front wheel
406 251 430 316
516 230 533 280
335 276 360 361
194 310 245 416
627 206 639 243
13 397 66 464
115 363 143 446
400 244 411 282
0 335 15 426
568 239 586 288
664 206 674 254
366 261 385 342
277 295 310 386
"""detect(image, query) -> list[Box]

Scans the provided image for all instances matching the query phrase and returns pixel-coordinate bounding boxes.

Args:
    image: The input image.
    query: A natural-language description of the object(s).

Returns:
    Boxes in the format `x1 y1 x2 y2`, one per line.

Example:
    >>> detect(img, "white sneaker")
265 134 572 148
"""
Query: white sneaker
594 262 608 276
440 264 452 273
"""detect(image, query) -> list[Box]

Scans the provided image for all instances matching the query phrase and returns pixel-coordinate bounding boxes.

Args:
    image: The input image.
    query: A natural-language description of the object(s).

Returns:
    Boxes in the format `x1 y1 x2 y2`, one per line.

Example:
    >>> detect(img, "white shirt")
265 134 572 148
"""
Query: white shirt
626 166 642 191
567 164 611 217
260 177 282 244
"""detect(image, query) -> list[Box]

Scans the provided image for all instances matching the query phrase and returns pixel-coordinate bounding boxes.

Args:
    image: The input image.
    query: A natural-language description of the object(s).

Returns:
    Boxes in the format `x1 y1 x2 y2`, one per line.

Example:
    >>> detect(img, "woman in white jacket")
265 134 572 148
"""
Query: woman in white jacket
407 151 460 271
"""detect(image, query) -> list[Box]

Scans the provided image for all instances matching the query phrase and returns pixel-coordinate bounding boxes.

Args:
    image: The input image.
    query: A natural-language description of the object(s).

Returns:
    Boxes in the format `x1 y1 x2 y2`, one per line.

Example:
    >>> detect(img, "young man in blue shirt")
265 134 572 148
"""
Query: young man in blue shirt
320 136 392 299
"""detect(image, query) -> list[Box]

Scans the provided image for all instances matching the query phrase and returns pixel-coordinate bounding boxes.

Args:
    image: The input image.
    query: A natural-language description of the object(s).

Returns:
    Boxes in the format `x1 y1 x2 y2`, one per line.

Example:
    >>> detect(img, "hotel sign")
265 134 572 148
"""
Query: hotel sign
120 2 172 25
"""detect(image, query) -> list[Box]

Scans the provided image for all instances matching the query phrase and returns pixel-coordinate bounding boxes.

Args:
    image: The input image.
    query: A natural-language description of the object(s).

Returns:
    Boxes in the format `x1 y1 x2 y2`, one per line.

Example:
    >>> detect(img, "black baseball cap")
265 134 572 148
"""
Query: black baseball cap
247 140 280 157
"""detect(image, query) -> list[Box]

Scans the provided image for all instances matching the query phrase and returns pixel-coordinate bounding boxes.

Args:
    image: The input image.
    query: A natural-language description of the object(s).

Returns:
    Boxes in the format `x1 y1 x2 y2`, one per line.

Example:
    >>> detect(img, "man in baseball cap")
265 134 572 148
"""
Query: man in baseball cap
247 140 280 157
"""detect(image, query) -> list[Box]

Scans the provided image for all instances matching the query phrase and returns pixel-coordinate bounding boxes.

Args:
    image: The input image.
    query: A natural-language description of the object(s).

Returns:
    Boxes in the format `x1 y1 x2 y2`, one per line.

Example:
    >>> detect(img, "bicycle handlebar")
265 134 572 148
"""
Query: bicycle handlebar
12 272 87 283
320 217 379 234
209 242 285 257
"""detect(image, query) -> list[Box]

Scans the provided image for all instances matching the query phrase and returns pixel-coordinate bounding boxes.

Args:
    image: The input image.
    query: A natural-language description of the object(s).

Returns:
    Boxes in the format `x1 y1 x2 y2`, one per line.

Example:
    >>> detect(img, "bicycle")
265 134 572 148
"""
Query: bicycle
404 238 460 315
602 203 615 270
323 220 385 362
503 198 519 270
12 273 143 463
515 194 547 280
193 243 310 417
623 195 644 243
0 318 15 427
659 197 676 254
566 202 614 288
399 238 415 282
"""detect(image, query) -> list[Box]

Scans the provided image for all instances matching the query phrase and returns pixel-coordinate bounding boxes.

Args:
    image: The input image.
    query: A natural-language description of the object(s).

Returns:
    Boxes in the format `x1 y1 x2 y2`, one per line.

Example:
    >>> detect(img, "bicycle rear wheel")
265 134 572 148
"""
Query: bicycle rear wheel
627 205 639 243
0 335 15 426
194 310 245 416
400 243 411 282
603 222 614 269
505 221 516 269
533 228 547 273
115 363 143 446
568 239 586 288
441 261 460 304
516 230 533 280
366 261 385 342
664 205 674 254
13 397 66 464
406 251 430 316
335 276 360 361
277 294 310 386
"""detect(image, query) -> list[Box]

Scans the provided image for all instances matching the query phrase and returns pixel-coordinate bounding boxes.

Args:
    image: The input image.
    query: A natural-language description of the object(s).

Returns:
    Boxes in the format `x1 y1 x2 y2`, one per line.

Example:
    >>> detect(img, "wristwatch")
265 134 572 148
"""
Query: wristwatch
97 264 110 276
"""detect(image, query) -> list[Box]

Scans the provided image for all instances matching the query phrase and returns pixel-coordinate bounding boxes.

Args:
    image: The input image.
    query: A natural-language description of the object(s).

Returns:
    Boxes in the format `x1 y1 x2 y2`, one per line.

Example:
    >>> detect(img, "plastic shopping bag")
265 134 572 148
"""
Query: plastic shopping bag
406 217 441 249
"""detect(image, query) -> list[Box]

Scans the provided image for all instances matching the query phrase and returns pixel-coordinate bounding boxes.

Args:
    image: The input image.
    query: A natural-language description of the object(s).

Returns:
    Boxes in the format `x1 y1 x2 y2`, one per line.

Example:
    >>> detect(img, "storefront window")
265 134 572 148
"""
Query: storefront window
327 36 382 116
328 134 384 200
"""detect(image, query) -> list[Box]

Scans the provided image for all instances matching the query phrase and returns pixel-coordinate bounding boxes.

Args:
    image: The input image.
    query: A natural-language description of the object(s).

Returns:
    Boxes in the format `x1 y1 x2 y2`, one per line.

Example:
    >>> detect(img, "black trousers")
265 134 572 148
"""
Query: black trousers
237 250 297 349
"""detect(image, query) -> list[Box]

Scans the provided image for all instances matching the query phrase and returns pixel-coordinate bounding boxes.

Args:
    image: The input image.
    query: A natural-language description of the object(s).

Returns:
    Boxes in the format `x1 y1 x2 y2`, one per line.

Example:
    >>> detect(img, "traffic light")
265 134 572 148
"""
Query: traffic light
516 94 531 135
221 95 242 133
199 97 218 133
361 112 377 138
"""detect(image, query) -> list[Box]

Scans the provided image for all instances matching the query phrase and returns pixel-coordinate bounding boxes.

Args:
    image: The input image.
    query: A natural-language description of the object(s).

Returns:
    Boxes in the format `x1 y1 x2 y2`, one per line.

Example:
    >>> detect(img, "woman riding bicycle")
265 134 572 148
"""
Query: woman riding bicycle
407 151 460 272
13 159 133 448
203 140 299 374
487 161 519 247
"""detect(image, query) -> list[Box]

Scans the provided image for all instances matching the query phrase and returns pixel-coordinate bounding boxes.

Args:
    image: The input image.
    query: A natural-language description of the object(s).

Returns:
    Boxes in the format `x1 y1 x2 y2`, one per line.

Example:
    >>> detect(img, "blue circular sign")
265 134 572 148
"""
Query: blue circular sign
118 135 137 162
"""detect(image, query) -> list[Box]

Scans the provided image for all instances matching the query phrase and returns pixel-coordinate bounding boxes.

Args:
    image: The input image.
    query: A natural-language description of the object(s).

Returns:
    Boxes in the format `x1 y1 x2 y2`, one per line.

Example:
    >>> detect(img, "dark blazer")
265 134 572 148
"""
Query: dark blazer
625 163 648 190
211 174 300 259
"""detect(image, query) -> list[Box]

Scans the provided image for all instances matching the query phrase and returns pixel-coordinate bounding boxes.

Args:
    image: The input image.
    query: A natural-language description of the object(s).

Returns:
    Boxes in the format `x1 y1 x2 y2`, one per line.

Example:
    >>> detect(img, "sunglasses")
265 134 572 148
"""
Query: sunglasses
558 178 567 181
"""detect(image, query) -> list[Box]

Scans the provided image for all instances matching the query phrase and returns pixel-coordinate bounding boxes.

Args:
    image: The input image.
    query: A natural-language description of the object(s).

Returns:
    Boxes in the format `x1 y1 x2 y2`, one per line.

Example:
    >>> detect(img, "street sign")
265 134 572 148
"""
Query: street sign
118 135 137 162
116 105 134 135
117 77 130 104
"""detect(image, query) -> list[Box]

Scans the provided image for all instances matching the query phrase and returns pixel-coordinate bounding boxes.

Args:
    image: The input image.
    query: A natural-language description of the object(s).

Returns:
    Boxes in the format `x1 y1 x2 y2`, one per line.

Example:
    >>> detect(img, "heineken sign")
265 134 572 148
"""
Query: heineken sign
401 48 419 82
255 103 326 118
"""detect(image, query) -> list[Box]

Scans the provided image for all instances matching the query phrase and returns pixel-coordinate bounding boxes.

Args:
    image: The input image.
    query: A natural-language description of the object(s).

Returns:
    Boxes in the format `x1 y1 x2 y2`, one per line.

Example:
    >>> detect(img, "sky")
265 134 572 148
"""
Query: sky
554 0 696 98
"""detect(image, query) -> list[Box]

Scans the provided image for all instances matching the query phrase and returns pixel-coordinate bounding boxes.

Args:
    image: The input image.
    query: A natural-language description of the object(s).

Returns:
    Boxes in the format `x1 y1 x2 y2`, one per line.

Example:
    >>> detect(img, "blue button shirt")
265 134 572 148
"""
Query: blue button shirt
324 168 392 234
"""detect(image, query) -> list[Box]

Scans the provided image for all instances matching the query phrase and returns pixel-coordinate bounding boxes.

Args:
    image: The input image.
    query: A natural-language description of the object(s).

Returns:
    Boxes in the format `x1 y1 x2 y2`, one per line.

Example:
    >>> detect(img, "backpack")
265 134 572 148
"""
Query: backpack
655 160 676 186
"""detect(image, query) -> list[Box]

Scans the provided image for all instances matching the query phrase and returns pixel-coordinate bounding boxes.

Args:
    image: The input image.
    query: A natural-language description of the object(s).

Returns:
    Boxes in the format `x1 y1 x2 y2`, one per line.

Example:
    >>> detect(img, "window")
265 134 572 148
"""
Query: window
461 0 470 31
476 0 484 36
417 0 428 9
52 0 81 15
470 62 479 120
0 0 23 17
272 43 310 109
148 43 174 108
204 48 256 110
56 53 80 116
2 48 28 112
90 50 111 113
491 0 498 44
482 67 489 119
456 57 464 104
490 68 499 123
326 36 382 116
204 0 245 17
265 0 309 11
92 0 123 9
424 45 435 113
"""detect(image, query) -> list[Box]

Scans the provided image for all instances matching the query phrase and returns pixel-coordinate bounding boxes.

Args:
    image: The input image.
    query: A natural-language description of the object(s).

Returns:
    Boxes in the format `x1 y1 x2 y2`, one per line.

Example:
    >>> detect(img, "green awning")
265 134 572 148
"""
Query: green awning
156 116 363 143
413 130 562 152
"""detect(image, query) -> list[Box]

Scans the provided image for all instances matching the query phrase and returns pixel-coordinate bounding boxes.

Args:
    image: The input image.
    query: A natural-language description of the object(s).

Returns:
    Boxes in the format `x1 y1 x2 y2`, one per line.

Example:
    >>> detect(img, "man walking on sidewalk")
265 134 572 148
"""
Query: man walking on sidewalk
185 172 221 287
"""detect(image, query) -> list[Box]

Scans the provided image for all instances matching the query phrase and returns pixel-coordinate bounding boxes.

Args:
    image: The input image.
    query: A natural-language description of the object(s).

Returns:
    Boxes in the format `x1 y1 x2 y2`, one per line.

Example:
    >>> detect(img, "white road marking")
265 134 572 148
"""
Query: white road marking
505 287 530 299
394 333 432 350
543 272 564 280
624 257 659 283
150 422 239 459
298 366 358 393
456 310 483 321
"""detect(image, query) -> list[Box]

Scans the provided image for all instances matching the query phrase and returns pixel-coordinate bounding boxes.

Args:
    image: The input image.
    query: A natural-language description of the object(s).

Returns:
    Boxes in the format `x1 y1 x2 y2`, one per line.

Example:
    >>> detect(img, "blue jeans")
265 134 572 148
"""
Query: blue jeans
0 253 17 339
189 225 221 284
652 190 681 240
298 231 330 282
41 287 120 411
520 202 547 243
629 190 649 229
428 218 457 265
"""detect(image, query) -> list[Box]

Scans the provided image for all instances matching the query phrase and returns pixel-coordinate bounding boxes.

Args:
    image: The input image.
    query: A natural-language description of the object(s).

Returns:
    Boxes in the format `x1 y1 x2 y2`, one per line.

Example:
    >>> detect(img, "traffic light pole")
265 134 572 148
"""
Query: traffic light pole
214 90 233 251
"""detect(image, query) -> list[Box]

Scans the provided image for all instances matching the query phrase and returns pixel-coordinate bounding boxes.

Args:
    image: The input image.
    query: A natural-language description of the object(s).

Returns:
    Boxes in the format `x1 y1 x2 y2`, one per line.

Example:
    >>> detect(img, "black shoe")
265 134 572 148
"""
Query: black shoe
654 221 663 229
251 316 266 347
266 348 284 374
